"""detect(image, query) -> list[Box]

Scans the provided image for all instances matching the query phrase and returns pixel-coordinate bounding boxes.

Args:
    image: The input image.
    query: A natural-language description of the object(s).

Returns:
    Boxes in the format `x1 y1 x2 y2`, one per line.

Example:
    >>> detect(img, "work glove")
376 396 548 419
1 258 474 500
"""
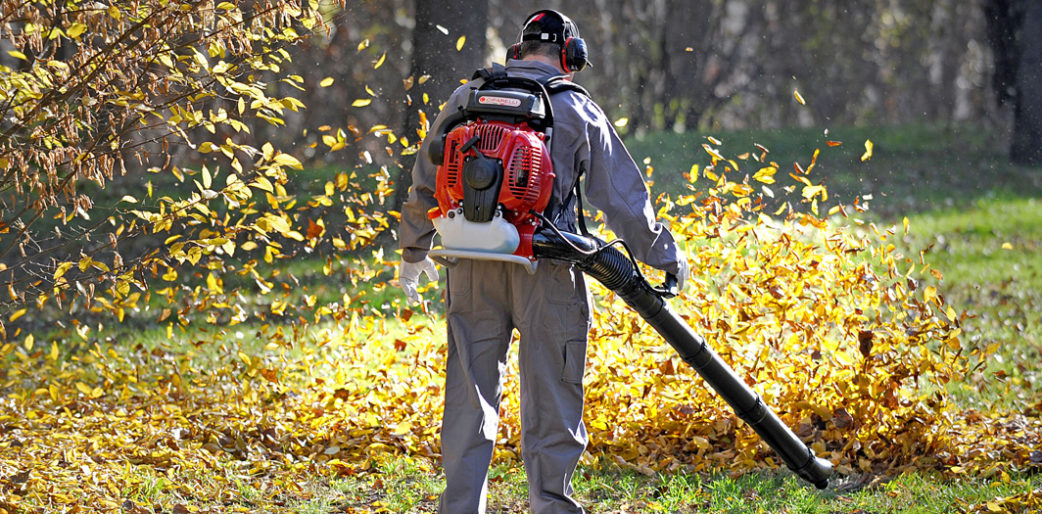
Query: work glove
399 257 440 304
676 256 690 292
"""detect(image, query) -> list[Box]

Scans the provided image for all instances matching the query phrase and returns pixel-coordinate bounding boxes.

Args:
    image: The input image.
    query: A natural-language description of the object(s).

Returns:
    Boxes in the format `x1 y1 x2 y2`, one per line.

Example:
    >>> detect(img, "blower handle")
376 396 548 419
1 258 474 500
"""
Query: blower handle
660 273 679 299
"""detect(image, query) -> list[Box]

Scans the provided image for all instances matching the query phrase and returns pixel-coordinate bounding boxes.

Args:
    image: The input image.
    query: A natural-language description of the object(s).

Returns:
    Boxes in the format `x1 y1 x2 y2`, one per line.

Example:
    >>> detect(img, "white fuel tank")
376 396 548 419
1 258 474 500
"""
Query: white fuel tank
432 211 520 254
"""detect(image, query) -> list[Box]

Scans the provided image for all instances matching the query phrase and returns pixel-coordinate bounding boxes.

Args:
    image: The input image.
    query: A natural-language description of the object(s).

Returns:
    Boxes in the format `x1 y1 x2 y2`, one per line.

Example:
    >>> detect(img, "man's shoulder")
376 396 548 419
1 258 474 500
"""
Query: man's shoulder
551 86 606 126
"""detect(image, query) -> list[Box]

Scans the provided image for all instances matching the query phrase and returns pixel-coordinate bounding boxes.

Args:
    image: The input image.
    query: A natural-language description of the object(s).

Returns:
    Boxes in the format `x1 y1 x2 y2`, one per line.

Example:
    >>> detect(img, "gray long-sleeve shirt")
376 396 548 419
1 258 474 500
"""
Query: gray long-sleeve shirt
398 59 682 275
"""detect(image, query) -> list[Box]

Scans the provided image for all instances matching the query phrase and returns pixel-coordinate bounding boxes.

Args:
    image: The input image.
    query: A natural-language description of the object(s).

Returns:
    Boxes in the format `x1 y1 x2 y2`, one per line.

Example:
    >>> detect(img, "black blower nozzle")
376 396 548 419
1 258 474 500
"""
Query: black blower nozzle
532 230 833 489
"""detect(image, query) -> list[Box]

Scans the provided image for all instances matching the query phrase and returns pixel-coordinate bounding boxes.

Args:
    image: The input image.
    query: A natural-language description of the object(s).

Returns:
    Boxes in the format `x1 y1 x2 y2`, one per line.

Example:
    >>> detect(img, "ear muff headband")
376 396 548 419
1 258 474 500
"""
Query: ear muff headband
514 9 589 72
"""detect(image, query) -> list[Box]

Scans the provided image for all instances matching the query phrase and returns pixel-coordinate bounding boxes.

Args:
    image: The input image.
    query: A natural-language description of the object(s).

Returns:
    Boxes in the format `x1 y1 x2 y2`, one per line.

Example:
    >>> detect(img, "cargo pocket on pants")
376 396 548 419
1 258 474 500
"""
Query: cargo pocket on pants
560 340 587 384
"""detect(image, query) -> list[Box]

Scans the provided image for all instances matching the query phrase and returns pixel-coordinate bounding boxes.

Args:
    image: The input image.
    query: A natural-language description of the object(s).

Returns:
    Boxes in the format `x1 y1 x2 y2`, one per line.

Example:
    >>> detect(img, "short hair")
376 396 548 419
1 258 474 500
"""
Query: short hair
519 41 560 60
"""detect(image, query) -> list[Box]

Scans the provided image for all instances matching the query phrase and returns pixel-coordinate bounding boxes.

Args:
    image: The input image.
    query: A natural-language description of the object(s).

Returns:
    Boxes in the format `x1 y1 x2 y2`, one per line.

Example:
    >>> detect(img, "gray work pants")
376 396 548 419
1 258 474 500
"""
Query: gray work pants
438 259 591 514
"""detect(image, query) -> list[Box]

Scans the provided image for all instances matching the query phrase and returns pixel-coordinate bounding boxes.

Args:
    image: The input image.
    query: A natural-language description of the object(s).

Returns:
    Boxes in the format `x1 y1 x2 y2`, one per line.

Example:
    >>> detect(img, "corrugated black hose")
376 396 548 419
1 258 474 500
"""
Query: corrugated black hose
530 227 834 489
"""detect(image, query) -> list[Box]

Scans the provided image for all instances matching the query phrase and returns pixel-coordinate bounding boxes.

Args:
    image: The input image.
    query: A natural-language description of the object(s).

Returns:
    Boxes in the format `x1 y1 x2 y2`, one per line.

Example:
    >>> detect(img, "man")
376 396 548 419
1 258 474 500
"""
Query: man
397 9 688 513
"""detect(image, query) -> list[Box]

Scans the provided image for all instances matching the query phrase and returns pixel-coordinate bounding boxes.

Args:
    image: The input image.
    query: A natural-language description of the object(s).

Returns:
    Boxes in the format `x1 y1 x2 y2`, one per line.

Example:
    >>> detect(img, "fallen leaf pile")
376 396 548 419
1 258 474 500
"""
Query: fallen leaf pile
961 488 1042 513
2 143 1039 511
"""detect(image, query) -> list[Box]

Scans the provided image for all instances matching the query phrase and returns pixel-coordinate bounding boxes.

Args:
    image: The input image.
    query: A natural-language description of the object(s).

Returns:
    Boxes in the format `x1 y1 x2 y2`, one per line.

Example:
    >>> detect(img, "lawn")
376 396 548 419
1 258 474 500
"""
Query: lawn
305 123 1042 512
2 123 1040 513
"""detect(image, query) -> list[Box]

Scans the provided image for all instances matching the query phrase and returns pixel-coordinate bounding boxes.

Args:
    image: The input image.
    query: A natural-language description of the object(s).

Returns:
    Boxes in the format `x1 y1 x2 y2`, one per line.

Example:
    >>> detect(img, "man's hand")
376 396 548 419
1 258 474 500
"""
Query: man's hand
399 257 440 304
676 256 690 292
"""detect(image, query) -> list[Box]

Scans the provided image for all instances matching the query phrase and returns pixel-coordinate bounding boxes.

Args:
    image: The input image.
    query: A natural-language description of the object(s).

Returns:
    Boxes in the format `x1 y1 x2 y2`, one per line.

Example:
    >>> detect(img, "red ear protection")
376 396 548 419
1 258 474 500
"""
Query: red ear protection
507 42 522 62
514 9 591 72
561 37 589 72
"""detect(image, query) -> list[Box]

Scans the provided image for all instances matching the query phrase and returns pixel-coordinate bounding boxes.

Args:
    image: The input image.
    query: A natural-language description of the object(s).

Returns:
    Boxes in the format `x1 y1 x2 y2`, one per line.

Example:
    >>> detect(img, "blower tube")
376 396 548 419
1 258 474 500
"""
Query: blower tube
531 229 833 489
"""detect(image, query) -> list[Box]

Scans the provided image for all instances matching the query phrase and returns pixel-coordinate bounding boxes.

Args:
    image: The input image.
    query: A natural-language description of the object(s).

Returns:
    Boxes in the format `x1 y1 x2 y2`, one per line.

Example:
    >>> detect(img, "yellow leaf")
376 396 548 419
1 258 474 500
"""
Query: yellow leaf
702 144 724 162
1001 242 1012 250
273 153 303 170
7 50 27 61
801 184 825 200
456 36 466 51
614 117 628 128
794 89 806 105
374 52 386 69
924 285 937 304
861 139 874 162
357 39 369 51
753 166 777 184
9 308 26 322
352 98 372 107
53 262 73 281
76 382 92 395
253 175 274 192
393 421 413 435
320 77 334 87
66 23 87 39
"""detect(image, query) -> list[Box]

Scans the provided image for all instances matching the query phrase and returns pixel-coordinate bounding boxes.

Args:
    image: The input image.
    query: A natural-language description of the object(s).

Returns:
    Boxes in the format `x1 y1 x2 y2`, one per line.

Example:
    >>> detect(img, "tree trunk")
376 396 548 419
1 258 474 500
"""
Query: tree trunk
392 0 489 211
1011 2 1042 165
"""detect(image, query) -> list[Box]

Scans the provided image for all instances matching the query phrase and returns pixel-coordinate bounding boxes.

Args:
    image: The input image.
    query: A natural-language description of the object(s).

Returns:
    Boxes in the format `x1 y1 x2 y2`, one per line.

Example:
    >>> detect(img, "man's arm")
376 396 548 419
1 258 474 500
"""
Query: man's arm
398 86 472 263
577 99 683 275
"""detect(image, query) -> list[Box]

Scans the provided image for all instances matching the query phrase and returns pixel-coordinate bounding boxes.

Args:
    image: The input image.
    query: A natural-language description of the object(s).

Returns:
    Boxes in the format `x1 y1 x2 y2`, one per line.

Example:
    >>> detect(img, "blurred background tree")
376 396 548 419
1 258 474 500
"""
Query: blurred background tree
2 0 1037 321
985 0 1042 165
269 0 1029 211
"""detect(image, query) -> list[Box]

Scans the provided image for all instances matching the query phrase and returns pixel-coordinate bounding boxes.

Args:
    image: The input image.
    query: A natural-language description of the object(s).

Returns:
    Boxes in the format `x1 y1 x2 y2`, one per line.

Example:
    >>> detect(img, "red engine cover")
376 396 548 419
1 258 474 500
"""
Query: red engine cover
432 120 555 258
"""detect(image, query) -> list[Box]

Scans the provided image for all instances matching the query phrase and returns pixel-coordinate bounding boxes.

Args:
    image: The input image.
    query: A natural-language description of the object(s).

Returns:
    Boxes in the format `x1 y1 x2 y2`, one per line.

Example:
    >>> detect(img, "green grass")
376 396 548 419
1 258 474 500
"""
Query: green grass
21 122 1042 512
898 195 1042 410
287 123 1042 512
626 123 1042 217
293 455 1042 513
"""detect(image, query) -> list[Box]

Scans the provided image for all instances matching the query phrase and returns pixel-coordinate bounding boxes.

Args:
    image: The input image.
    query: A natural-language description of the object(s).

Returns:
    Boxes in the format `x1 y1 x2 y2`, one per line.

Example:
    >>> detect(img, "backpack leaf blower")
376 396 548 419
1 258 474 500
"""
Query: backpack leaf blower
426 65 833 489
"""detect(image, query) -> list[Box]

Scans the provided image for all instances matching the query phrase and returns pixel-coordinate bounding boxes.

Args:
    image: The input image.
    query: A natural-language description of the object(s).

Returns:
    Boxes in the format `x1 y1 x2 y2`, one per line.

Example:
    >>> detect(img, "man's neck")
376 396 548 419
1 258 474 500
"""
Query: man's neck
520 55 573 80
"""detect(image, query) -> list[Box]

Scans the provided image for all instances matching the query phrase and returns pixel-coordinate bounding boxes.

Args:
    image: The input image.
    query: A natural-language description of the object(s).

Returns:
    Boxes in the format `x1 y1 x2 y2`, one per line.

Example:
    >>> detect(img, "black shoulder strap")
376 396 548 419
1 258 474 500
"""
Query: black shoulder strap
542 75 591 98
541 75 591 234
471 66 593 233
471 62 508 82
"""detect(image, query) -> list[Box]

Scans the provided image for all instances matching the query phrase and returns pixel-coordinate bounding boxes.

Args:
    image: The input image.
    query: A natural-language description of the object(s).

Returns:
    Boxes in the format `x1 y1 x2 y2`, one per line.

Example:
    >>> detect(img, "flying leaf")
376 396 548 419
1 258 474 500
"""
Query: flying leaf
861 139 874 162
352 98 372 107
456 36 466 51
794 89 806 105
319 77 334 87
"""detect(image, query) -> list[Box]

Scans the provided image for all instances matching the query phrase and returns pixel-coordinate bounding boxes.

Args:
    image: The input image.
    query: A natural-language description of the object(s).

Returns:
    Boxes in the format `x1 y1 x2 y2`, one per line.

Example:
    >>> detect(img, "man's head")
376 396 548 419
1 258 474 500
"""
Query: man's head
509 9 589 73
